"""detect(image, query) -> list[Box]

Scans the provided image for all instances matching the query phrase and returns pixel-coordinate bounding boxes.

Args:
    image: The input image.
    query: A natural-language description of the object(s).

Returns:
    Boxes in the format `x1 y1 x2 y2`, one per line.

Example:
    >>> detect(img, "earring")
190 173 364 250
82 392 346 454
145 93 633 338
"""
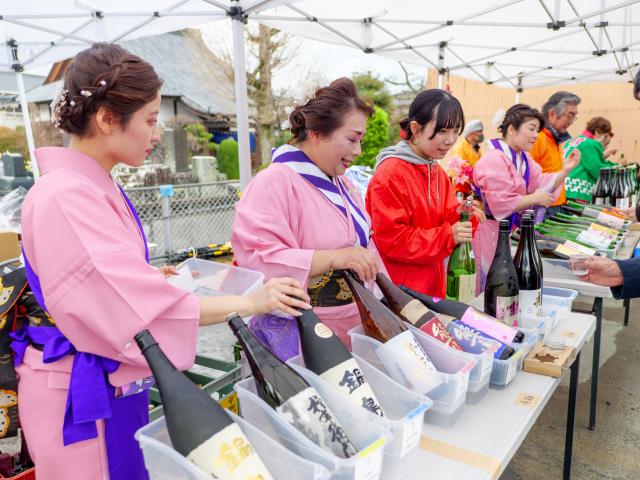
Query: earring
411 137 419 146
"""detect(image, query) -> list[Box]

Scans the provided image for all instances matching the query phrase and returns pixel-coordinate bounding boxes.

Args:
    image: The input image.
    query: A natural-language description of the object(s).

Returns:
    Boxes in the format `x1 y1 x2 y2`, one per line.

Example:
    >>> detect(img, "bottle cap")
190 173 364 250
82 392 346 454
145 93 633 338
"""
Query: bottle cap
227 313 246 332
134 329 157 352
498 219 511 231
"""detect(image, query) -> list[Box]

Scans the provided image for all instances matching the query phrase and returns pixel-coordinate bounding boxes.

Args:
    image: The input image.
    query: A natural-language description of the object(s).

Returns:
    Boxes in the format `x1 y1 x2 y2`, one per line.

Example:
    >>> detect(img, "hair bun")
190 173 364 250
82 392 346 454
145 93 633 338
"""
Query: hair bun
288 107 306 138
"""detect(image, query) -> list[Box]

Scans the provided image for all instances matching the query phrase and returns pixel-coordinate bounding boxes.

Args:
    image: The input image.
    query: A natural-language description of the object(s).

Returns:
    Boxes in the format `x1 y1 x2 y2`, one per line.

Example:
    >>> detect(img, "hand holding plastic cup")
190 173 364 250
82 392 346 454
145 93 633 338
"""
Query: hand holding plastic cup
569 254 589 276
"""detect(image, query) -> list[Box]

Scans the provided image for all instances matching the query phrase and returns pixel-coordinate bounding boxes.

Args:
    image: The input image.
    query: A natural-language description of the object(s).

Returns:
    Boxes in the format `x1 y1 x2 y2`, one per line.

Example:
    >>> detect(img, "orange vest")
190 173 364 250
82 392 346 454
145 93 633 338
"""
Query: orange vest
530 128 565 206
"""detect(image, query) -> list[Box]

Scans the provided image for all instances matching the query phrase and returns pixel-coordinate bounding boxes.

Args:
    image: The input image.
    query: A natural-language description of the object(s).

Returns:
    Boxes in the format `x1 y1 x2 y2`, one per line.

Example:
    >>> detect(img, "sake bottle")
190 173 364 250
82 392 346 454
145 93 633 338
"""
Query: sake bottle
446 198 477 303
484 220 520 326
228 315 357 459
375 272 463 351
134 330 274 479
343 270 407 343
344 271 441 394
437 315 516 360
296 308 385 417
513 216 542 324
398 284 525 344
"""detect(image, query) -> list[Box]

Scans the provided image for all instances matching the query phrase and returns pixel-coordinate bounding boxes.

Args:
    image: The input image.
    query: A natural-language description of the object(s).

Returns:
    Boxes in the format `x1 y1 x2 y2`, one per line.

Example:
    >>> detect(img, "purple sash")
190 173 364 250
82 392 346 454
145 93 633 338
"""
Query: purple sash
480 139 532 228
272 145 370 247
10 185 150 480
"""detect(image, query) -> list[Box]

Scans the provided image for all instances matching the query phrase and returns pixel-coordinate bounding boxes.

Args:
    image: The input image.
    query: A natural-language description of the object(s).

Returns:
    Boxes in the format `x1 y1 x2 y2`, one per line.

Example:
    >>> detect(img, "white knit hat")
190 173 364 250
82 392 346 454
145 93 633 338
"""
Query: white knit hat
462 119 484 136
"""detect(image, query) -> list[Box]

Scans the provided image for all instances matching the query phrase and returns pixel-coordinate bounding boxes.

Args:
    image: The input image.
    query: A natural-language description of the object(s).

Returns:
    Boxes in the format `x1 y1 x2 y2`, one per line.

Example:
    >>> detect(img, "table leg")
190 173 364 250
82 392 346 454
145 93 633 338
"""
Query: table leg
624 298 630 326
563 352 581 480
589 297 603 431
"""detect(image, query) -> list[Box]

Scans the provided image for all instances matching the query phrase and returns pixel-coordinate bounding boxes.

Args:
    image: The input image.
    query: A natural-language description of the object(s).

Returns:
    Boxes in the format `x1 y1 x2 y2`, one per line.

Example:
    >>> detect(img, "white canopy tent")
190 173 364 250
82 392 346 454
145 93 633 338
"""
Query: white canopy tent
3 1 640 188
0 0 291 187
253 0 640 96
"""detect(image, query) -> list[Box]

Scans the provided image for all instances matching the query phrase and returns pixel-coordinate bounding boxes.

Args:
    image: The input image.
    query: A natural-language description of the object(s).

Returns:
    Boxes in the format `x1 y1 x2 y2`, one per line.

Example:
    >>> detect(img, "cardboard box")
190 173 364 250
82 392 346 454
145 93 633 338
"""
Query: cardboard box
0 232 20 263
524 343 575 378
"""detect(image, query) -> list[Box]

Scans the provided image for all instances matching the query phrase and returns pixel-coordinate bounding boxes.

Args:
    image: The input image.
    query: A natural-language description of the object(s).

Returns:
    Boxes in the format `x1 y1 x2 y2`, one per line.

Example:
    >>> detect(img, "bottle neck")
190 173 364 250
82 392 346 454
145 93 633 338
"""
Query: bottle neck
496 228 512 257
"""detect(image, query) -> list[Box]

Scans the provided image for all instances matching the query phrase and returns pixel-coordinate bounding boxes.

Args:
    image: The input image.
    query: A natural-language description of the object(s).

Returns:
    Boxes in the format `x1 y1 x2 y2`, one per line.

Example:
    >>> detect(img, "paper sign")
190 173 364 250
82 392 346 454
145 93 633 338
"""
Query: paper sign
354 438 385 480
515 393 539 408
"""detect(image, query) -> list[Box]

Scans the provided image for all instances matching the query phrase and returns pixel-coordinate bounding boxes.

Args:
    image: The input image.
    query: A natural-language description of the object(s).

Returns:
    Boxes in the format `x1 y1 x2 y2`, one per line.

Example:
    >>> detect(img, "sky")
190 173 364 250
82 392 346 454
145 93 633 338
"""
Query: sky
199 20 428 99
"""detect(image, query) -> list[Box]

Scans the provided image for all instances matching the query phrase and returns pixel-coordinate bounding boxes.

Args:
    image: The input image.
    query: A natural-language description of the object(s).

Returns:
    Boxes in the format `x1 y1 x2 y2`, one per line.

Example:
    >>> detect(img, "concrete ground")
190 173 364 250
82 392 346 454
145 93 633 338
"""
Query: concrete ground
501 296 640 480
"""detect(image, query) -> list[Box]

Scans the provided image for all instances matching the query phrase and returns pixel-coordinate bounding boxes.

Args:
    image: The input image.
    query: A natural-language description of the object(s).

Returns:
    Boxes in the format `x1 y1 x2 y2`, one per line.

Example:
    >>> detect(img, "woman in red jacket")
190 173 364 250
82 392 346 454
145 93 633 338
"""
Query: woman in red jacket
366 89 484 298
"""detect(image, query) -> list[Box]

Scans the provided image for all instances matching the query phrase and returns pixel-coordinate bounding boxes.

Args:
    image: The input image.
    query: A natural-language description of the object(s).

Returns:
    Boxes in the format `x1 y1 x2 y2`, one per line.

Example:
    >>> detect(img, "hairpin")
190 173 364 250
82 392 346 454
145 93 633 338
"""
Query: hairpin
80 90 92 97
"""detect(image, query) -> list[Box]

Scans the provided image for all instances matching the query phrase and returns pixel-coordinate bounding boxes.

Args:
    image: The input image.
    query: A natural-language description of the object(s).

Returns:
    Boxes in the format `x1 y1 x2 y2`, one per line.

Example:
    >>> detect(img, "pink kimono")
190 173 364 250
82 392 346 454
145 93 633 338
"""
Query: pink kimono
472 145 560 290
18 147 200 479
232 161 381 347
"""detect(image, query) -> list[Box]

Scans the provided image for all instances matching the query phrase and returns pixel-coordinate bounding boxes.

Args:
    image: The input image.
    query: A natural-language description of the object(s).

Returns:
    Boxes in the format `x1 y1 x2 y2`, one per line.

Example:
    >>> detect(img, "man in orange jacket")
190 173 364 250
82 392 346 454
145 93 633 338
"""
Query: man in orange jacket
530 91 581 217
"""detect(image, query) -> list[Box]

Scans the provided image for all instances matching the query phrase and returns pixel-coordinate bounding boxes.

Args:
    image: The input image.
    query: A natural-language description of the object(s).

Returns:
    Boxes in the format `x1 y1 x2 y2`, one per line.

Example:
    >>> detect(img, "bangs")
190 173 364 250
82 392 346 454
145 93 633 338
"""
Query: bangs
432 96 465 136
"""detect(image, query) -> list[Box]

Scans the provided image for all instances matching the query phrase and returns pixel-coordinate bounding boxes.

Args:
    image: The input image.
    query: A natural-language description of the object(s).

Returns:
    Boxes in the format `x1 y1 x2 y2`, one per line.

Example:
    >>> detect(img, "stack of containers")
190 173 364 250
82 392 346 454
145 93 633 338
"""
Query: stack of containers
235 377 390 480
405 324 492 404
136 408 332 480
348 325 475 428
287 354 432 478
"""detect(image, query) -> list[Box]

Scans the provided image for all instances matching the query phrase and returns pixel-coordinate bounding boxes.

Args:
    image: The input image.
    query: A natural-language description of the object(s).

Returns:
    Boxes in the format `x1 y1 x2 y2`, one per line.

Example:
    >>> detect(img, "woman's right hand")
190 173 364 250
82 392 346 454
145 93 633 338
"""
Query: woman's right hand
452 221 473 244
529 190 555 207
246 277 311 317
331 246 379 282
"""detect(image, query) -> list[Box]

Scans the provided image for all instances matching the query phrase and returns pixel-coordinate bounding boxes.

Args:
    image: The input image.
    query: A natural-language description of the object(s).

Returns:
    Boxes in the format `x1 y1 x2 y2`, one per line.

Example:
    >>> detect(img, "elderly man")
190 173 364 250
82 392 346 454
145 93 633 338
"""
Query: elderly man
448 119 484 196
530 91 581 216
581 71 640 299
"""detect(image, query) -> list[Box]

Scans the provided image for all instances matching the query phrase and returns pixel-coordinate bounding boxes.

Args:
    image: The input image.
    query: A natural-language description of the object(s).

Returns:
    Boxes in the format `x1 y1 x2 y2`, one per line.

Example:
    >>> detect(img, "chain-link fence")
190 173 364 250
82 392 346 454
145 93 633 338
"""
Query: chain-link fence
125 181 239 264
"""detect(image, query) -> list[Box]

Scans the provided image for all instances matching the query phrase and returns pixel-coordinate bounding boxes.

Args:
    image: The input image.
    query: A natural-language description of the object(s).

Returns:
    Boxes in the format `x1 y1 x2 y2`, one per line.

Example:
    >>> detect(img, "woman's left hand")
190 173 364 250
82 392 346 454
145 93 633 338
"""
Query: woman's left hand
158 265 178 278
563 149 581 172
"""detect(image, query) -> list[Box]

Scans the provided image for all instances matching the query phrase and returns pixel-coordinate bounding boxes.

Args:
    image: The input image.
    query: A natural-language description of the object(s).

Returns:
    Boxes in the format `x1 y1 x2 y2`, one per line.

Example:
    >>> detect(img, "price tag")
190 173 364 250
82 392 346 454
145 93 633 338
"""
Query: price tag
219 391 239 414
398 404 428 457
455 365 472 403
506 351 522 384
481 355 493 378
354 438 385 480
515 393 539 408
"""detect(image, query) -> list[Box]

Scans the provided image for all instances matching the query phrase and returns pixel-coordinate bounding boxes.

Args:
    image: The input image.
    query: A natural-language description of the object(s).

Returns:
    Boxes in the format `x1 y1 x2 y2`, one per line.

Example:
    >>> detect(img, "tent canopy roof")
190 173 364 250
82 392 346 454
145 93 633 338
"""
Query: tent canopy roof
0 0 286 73
254 0 640 90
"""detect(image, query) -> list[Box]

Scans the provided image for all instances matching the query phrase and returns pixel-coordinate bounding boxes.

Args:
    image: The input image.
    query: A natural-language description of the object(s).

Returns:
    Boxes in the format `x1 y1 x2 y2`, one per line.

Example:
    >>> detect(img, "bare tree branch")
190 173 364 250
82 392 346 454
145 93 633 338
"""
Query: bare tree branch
384 61 424 94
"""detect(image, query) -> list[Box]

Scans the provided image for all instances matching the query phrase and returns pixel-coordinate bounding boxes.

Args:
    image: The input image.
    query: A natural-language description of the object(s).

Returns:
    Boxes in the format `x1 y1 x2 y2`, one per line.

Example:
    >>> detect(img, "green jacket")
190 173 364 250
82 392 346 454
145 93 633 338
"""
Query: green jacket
563 134 615 202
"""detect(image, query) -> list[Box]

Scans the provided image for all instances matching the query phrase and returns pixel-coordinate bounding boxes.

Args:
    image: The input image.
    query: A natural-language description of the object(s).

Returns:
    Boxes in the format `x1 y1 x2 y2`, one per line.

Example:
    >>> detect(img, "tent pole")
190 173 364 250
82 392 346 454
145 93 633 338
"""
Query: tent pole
516 75 523 103
9 39 39 179
437 41 446 89
230 3 251 191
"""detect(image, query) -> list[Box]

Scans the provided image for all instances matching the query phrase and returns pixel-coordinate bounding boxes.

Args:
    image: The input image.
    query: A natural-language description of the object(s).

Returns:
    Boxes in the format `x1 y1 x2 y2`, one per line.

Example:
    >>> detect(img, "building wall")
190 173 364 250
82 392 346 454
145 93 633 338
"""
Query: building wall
158 97 202 126
427 70 639 169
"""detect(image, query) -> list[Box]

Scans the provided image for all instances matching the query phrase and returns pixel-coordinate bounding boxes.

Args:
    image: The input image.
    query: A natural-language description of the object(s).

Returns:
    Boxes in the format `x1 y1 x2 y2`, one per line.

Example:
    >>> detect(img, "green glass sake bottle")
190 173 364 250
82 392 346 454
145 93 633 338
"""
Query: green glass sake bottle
446 198 477 303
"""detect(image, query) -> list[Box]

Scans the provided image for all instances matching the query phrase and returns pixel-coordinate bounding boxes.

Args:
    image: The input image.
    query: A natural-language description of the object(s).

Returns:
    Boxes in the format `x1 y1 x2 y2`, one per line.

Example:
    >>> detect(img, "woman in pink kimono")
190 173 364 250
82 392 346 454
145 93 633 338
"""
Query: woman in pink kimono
232 78 381 353
472 104 580 289
12 44 308 480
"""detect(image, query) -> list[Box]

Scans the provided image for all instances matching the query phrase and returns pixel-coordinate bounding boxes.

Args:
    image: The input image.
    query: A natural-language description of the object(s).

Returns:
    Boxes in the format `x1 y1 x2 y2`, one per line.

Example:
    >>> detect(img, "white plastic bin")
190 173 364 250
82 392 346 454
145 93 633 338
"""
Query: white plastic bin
519 304 560 342
287 354 432 478
490 349 522 388
135 407 330 480
348 325 473 428
235 377 388 480
405 324 491 405
511 327 540 370
173 258 264 297
542 286 579 315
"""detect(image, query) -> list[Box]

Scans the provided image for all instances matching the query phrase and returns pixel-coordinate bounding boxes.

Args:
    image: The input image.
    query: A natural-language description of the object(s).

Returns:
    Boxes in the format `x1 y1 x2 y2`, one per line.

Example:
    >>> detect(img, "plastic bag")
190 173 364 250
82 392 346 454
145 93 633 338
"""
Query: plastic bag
0 187 28 233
